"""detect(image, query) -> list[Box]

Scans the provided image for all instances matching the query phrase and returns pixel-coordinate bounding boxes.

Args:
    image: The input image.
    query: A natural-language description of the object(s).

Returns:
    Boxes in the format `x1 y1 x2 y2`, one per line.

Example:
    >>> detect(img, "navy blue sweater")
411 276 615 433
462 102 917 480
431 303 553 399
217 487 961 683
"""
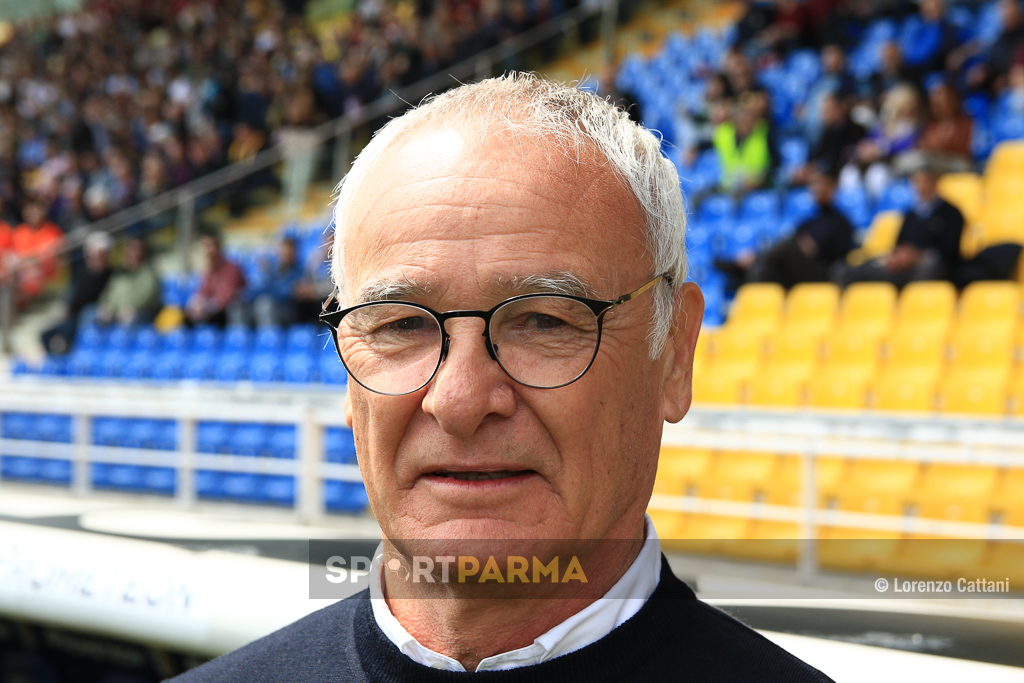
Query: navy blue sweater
168 556 834 682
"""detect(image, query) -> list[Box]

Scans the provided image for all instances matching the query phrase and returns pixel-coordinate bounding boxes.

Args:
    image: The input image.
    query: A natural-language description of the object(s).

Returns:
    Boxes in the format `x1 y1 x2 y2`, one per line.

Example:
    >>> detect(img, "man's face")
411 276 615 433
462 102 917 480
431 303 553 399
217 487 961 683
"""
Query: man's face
911 170 938 199
340 126 698 547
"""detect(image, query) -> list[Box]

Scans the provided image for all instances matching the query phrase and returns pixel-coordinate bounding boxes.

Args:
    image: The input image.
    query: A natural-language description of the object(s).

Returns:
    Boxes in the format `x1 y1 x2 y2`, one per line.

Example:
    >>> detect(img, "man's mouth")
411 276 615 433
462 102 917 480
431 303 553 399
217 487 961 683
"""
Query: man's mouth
430 470 533 481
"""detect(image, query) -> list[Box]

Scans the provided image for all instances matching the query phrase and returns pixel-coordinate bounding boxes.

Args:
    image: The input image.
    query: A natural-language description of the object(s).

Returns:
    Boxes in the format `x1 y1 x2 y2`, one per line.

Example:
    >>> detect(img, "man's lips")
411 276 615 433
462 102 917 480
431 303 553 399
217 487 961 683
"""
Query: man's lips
427 469 534 481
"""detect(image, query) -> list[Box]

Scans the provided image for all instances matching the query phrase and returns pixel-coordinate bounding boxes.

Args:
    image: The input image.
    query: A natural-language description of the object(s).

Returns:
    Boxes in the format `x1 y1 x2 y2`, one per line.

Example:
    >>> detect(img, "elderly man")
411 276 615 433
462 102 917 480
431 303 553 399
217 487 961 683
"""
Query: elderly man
171 75 831 682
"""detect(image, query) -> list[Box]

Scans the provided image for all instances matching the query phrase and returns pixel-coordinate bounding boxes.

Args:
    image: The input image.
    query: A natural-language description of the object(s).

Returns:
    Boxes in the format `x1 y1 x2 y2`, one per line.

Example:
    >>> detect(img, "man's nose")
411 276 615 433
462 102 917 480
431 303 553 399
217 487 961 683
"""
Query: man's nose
421 319 516 438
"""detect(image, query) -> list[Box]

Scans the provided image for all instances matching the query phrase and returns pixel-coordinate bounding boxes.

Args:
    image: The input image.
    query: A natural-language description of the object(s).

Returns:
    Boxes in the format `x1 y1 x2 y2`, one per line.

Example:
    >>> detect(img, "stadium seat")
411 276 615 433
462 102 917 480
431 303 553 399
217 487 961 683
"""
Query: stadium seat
708 327 763 378
286 325 318 352
254 326 285 353
765 455 848 506
726 283 785 336
654 447 715 496
947 329 1014 373
268 425 296 459
836 282 897 339
909 464 1000 522
985 140 1024 178
194 326 223 352
668 514 751 555
892 281 957 338
782 283 839 337
817 526 902 572
847 211 902 265
691 372 743 404
876 180 916 214
161 328 191 352
698 450 779 501
937 368 1009 415
223 325 253 352
747 371 804 406
832 459 921 515
937 172 983 224
250 353 284 383
284 353 317 383
647 509 685 539
324 426 358 464
92 417 128 447
215 353 250 382
196 421 232 454
324 480 369 512
822 330 883 373
806 370 871 409
1010 368 1024 415
319 353 348 385
872 367 940 413
954 281 1020 335
183 353 217 381
232 423 271 457
260 475 296 505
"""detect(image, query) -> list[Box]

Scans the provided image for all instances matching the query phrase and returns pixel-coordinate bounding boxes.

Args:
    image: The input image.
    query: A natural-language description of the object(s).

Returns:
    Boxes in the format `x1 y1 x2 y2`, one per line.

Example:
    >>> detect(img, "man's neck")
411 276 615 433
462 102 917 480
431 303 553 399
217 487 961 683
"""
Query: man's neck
383 536 645 671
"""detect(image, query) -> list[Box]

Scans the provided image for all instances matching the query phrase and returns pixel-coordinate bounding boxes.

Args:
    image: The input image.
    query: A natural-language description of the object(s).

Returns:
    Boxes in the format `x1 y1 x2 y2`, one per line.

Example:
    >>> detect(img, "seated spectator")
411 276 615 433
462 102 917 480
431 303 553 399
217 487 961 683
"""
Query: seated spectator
840 83 922 200
900 0 959 77
293 240 335 322
912 82 973 173
11 202 64 300
251 237 304 328
966 0 1024 91
800 45 857 143
715 166 853 290
713 91 776 193
41 232 113 355
864 41 912 108
836 163 964 288
95 238 162 327
186 235 246 328
677 73 732 169
796 92 865 183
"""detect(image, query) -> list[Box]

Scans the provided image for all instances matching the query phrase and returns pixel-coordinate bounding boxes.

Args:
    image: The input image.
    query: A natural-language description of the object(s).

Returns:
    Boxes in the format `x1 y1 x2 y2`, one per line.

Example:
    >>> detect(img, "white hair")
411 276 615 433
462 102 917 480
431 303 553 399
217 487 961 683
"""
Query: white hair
330 72 688 358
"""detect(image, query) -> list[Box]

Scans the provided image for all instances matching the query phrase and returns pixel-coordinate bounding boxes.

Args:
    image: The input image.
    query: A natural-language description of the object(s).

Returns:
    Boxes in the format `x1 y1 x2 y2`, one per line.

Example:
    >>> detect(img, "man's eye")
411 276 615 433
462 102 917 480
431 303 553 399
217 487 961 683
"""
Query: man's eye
380 316 427 332
524 313 566 330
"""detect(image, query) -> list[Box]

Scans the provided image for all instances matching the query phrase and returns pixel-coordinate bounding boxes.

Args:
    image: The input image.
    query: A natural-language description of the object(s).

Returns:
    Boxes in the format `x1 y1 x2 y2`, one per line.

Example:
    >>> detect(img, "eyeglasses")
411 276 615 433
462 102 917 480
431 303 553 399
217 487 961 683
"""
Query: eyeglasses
319 272 672 396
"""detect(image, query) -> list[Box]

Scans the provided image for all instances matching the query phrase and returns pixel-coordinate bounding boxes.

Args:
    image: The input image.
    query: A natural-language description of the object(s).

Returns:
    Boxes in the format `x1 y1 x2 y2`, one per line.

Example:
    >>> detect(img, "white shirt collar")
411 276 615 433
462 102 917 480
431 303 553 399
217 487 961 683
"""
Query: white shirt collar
369 515 662 672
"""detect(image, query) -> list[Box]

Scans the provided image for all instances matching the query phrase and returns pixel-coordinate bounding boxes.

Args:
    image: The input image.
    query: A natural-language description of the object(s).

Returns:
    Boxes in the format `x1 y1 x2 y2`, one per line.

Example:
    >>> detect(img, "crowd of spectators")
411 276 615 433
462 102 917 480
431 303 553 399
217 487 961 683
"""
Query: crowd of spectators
0 0 570 304
673 0 1024 293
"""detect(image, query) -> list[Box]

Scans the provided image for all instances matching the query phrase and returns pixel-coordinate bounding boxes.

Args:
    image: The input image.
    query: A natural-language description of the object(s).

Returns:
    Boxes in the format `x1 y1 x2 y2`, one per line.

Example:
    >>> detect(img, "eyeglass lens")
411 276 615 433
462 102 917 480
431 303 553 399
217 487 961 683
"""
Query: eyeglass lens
334 297 601 394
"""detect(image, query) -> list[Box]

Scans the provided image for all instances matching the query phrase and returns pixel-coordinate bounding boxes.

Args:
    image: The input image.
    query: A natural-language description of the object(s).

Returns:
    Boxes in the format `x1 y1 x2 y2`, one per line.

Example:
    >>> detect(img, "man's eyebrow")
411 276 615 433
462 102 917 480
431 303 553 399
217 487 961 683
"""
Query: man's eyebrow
491 272 596 299
354 277 433 304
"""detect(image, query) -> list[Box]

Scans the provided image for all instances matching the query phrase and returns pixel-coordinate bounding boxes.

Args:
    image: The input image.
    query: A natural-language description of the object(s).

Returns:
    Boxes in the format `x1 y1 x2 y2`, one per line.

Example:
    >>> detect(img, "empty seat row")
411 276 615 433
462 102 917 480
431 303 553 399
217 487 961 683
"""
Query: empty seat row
654 448 1024 524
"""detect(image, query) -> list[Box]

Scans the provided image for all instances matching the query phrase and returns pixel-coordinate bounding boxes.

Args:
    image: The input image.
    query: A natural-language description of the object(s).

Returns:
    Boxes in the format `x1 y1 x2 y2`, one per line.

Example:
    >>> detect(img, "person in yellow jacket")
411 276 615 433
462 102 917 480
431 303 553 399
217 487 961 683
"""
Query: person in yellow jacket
712 93 775 193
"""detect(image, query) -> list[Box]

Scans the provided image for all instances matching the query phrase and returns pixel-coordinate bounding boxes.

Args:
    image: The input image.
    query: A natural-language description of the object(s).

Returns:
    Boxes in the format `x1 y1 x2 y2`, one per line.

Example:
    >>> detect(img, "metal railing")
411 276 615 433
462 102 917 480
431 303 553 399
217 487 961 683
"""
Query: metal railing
0 0 633 351
2 381 1023 571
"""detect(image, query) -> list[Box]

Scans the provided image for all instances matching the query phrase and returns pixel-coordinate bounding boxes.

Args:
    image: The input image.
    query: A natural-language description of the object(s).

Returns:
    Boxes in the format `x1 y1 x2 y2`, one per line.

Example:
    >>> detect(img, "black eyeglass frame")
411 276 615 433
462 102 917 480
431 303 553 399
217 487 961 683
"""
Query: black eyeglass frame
319 272 673 396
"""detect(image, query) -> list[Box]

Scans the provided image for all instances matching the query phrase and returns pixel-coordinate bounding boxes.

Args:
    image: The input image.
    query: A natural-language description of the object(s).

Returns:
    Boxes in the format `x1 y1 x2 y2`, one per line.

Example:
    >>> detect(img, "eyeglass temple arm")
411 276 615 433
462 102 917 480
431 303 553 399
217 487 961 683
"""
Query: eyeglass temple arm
609 272 673 307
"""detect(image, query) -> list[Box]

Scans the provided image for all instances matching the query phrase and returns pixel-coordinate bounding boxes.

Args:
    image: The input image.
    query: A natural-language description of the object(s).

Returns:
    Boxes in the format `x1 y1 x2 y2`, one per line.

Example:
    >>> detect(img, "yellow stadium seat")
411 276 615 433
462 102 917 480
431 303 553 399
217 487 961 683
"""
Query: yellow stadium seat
766 455 849 506
782 283 839 337
807 370 871 409
836 282 898 339
879 535 987 580
872 367 940 413
747 371 804 407
767 328 822 367
984 175 1024 206
698 450 779 501
726 283 785 336
817 527 902 572
938 172 983 224
985 140 1024 178
885 332 946 372
654 447 715 496
848 211 903 265
712 328 763 376
977 203 1024 245
909 464 1000 522
832 459 921 515
947 330 1014 373
937 368 1009 416
956 281 1021 330
893 281 957 338
647 509 686 539
981 542 1024 588
664 514 753 554
692 371 744 405
724 521 801 563
1009 368 1024 415
823 329 883 370
992 469 1024 518
694 329 714 367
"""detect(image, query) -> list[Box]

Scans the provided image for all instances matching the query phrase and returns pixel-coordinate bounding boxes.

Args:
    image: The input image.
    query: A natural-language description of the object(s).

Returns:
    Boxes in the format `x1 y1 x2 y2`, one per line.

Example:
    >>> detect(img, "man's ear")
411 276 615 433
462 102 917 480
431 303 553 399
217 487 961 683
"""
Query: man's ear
661 282 704 424
344 390 354 428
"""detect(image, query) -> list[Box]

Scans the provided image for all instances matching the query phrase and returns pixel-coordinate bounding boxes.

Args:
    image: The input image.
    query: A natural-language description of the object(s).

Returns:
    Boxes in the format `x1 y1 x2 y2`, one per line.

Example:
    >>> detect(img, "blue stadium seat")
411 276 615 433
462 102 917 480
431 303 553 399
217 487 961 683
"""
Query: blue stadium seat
38 458 72 484
98 351 127 378
319 353 348 385
738 191 780 223
283 353 317 384
877 180 917 213
36 414 72 443
123 352 154 380
215 352 250 382
150 351 185 381
286 325 317 353
195 469 227 499
194 326 223 353
196 421 232 454
40 355 68 376
183 352 217 381
325 427 358 464
162 328 191 352
93 417 129 447
250 353 284 383
260 475 295 505
107 325 134 351
783 188 818 227
2 456 70 485
698 194 736 227
833 187 872 229
76 325 107 351
221 472 261 501
324 480 369 512
2 412 36 440
231 423 270 457
720 221 760 259
134 326 160 353
268 424 296 459
138 466 176 494
993 114 1024 143
223 325 253 352
67 349 100 377
254 326 285 354
778 138 809 180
